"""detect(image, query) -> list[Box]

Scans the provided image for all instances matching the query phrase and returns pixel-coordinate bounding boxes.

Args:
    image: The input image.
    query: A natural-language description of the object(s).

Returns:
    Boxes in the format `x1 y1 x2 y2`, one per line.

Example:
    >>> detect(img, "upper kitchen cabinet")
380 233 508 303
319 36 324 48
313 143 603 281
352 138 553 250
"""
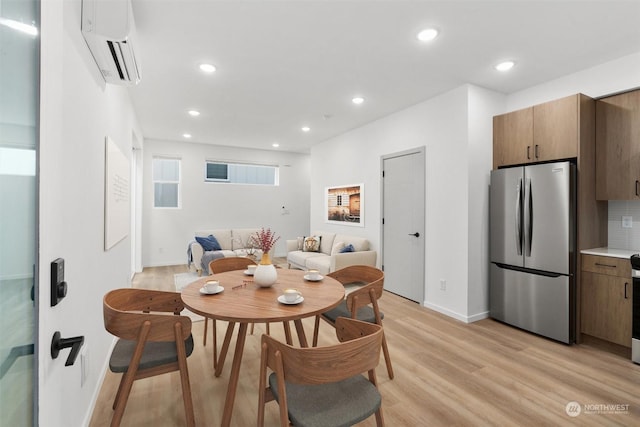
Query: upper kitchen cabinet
493 94 593 169
493 107 533 168
595 89 640 200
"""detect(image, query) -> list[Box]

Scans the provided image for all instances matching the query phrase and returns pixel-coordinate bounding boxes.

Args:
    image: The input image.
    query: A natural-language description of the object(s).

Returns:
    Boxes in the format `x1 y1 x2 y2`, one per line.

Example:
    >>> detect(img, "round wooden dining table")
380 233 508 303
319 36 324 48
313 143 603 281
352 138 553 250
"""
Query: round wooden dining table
181 268 345 427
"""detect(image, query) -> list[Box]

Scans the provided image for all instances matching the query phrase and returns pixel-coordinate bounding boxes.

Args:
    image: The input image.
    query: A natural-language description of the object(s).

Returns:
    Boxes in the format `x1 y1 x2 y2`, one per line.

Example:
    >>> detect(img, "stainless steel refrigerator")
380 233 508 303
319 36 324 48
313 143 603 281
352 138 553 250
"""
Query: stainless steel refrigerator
490 161 576 344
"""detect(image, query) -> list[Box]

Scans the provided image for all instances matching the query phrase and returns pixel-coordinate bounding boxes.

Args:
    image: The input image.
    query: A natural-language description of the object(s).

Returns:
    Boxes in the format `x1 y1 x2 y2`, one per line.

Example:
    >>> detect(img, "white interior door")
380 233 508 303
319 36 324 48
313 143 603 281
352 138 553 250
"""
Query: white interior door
382 148 425 303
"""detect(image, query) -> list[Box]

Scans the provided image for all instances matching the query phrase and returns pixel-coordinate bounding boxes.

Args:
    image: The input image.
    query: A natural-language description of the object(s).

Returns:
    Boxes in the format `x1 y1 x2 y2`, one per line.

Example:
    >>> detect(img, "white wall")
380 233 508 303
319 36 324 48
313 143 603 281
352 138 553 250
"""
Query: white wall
507 52 640 110
142 139 310 266
466 86 505 319
39 1 142 425
311 85 504 321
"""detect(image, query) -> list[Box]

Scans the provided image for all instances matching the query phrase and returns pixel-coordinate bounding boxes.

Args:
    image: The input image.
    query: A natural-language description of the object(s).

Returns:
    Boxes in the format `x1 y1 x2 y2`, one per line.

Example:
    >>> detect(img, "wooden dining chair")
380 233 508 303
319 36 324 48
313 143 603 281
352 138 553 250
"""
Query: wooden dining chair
205 257 265 370
312 265 394 379
103 288 195 427
258 317 384 427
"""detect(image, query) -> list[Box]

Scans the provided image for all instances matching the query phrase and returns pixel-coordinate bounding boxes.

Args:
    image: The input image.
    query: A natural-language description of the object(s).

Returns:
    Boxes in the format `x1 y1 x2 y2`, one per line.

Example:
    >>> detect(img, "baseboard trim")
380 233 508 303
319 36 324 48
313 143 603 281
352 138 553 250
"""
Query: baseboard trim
423 301 489 324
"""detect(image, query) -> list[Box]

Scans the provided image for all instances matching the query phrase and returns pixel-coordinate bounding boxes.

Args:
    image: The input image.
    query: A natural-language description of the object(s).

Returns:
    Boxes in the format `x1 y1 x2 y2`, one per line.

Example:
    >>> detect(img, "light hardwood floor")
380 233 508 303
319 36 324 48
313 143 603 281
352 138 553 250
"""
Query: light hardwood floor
89 264 640 426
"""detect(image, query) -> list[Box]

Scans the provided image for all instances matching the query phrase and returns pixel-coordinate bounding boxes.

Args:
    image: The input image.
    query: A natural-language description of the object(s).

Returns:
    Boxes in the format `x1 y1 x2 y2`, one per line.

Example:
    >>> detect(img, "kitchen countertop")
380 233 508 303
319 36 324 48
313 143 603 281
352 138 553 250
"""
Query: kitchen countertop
581 247 640 259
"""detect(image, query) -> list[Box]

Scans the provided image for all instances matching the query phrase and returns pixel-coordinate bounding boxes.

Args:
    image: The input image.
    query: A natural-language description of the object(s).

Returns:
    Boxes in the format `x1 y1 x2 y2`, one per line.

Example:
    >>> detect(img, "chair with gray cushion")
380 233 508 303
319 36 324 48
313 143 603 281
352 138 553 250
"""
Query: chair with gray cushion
312 265 394 379
258 317 384 427
103 289 195 427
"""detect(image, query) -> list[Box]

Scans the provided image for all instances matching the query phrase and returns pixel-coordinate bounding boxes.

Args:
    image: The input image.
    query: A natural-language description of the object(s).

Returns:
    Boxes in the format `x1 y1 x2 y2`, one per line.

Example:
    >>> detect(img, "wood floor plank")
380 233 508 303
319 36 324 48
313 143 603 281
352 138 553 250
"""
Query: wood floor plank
88 264 640 426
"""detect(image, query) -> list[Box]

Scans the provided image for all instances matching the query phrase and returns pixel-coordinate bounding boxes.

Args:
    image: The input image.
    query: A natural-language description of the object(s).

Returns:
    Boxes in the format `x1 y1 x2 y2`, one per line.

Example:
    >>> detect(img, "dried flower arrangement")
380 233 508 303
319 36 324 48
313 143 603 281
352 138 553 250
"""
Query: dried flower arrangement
254 227 280 253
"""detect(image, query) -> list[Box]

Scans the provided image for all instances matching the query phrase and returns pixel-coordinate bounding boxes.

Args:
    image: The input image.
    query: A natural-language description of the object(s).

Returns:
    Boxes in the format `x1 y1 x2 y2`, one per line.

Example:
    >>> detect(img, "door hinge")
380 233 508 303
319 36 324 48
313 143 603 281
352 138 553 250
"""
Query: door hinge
382 170 385 178
381 265 384 271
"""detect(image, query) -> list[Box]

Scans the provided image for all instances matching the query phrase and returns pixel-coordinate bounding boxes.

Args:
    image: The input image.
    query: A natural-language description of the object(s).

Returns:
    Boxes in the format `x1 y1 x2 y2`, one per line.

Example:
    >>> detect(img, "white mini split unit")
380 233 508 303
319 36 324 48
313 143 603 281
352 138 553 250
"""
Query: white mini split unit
81 0 141 85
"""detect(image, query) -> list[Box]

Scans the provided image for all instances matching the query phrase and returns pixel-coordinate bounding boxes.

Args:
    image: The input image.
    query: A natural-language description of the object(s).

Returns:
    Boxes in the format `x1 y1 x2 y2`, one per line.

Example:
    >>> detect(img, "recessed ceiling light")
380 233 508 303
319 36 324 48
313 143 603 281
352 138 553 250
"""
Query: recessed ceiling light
188 110 200 117
495 61 515 72
301 126 310 132
199 63 216 73
183 133 192 139
352 97 364 105
272 143 280 148
416 28 438 42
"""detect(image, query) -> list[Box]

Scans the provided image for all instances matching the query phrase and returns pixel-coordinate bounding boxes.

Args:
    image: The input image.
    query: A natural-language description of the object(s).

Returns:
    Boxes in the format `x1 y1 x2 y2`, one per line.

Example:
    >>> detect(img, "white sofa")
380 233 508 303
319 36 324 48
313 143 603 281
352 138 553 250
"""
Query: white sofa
286 231 377 275
189 228 266 275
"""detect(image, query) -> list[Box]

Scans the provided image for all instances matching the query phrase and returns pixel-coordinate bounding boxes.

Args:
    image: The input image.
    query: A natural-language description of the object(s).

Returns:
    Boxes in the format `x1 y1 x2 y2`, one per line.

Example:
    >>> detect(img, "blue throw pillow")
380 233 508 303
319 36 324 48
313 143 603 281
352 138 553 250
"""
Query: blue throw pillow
340 243 355 253
195 235 222 251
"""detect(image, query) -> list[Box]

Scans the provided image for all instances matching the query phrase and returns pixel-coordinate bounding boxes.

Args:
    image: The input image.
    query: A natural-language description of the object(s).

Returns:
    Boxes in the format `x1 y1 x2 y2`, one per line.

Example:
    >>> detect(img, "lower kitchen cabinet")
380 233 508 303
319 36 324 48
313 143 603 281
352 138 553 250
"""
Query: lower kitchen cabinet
581 255 632 347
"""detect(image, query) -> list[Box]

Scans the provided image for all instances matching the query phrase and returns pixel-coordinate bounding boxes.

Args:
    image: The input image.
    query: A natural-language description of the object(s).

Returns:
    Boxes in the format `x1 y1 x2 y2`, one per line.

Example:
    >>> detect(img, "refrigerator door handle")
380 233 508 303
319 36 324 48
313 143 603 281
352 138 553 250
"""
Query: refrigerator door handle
516 178 523 255
526 178 533 256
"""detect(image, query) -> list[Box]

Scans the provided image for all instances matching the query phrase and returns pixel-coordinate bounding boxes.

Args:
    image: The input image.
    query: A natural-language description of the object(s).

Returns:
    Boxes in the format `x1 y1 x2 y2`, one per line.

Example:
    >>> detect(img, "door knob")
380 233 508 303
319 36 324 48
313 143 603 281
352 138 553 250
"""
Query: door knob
51 331 84 366
408 232 420 237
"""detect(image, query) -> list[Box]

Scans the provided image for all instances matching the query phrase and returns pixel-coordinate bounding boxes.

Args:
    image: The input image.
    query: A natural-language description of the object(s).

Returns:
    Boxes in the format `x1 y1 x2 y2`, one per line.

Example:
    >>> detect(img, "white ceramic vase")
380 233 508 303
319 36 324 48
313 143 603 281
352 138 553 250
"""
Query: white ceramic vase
254 253 277 287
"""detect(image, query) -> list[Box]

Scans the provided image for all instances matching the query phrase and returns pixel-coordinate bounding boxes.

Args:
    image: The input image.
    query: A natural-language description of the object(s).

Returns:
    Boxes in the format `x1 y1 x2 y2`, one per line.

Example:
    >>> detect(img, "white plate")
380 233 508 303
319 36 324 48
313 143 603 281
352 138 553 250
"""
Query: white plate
243 270 255 276
200 286 224 295
277 295 304 305
304 274 323 282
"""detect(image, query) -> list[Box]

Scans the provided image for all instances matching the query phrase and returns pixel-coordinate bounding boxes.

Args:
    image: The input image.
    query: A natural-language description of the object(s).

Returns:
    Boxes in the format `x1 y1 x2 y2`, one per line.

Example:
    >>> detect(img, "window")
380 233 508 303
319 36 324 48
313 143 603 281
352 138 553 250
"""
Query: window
153 157 181 208
205 161 278 185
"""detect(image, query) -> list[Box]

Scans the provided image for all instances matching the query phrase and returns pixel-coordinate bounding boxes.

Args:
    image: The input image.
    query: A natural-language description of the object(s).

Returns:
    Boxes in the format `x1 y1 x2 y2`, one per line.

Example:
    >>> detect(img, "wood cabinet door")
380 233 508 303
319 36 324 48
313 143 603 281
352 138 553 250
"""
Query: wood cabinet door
493 107 533 168
595 90 640 200
581 271 632 347
533 94 578 162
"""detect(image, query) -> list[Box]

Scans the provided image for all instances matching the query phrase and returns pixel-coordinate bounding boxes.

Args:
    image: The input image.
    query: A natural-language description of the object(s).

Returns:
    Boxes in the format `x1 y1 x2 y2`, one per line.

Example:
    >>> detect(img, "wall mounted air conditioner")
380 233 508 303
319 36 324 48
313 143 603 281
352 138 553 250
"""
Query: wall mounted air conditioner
81 0 142 85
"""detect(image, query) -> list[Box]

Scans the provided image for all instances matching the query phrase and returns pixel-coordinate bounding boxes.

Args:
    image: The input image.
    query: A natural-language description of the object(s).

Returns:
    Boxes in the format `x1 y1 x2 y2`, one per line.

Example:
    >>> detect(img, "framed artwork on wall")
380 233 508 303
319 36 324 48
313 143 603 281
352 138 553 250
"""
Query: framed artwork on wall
325 183 364 227
104 136 130 250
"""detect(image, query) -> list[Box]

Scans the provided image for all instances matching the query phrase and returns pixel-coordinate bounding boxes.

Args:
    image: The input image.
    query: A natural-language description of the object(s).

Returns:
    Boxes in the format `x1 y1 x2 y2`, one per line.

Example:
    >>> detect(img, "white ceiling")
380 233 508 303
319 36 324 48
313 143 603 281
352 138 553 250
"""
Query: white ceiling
128 0 640 153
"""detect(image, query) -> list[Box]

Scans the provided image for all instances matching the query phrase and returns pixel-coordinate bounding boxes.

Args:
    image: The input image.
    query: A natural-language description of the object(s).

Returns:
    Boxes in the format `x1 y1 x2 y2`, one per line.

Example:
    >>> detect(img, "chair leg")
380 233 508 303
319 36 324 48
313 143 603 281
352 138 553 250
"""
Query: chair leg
374 407 385 426
250 322 255 335
266 322 270 334
381 332 394 379
177 353 195 425
111 371 136 426
111 374 125 410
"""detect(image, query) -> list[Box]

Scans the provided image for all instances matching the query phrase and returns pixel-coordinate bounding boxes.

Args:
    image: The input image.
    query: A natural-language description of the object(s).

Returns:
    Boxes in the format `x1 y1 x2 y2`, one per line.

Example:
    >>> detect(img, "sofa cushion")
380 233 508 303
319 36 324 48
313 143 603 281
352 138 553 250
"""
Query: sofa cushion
303 236 321 252
331 241 346 255
195 235 221 251
305 256 331 274
288 250 325 268
335 234 369 252
311 231 336 255
195 229 233 250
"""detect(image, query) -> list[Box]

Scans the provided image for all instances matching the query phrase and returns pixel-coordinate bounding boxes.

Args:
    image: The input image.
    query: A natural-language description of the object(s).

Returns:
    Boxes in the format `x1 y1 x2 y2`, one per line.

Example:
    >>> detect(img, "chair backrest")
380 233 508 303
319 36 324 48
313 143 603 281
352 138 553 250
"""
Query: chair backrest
103 288 192 342
261 317 382 385
209 257 257 274
328 265 384 317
